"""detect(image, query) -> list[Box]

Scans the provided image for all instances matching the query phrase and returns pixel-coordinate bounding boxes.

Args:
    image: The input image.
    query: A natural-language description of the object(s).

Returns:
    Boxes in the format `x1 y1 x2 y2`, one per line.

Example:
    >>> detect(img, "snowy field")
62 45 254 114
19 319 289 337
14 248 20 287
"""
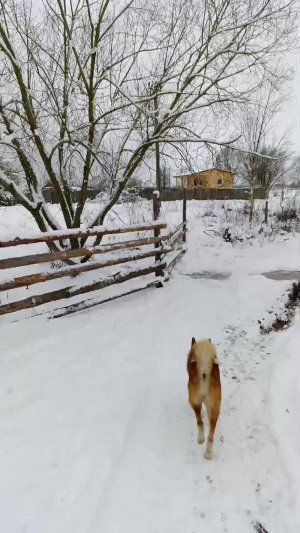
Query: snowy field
0 195 300 532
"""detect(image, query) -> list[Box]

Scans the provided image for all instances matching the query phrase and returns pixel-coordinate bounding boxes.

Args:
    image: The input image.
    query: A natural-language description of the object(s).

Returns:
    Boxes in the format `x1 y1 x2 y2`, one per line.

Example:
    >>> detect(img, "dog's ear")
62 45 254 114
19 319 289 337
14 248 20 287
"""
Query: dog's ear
208 338 211 343
191 337 196 346
213 355 219 366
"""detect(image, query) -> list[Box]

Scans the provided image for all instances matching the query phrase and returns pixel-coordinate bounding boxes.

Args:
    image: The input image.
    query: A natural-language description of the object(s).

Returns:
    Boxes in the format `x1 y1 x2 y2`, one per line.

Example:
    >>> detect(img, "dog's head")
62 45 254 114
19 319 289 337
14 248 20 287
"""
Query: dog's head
191 337 212 347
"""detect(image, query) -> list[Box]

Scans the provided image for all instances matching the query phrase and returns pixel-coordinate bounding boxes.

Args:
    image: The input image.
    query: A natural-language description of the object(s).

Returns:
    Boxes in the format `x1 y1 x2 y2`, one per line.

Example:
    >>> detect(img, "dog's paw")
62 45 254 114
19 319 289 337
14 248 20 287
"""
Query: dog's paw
204 449 213 460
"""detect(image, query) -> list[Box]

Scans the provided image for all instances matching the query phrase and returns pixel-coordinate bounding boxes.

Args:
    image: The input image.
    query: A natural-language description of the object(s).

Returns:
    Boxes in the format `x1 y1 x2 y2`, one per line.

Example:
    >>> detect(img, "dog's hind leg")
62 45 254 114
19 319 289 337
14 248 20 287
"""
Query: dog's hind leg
188 358 205 444
204 361 221 459
191 403 205 444
204 403 220 460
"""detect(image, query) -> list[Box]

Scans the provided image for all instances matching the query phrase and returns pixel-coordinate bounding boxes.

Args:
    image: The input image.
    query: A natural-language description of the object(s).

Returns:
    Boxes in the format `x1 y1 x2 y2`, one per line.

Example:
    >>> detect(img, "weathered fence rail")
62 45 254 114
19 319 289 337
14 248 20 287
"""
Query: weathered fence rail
0 264 166 316
0 248 173 292
0 235 168 270
0 194 188 318
0 222 165 248
0 224 167 316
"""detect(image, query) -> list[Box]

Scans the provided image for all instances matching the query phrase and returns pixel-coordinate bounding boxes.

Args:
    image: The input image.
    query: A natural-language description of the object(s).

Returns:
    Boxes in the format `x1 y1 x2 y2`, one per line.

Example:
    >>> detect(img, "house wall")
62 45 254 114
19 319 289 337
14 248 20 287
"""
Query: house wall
176 177 186 188
176 169 234 189
190 174 209 188
196 169 233 188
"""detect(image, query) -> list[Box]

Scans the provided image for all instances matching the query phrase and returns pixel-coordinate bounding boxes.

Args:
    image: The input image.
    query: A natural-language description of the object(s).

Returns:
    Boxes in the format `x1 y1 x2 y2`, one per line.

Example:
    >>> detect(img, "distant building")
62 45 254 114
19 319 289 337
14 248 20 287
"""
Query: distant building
42 181 99 203
175 168 234 189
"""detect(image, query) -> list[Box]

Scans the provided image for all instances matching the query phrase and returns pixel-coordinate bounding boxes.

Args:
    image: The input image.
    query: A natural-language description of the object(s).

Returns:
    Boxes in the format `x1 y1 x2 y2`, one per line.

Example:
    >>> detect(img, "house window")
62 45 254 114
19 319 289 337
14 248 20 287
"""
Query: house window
194 178 203 187
217 177 223 185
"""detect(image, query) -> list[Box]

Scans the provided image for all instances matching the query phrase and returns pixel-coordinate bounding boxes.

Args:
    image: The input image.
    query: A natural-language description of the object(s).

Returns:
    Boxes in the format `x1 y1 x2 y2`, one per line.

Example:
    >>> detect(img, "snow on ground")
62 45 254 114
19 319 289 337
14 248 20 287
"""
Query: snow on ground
270 311 300 531
0 198 299 532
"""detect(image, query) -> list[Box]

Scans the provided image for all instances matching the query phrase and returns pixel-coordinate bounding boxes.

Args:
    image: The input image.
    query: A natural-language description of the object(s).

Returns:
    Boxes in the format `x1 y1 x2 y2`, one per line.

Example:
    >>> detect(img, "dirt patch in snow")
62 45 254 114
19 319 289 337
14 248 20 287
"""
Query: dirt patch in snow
183 271 231 280
263 270 300 281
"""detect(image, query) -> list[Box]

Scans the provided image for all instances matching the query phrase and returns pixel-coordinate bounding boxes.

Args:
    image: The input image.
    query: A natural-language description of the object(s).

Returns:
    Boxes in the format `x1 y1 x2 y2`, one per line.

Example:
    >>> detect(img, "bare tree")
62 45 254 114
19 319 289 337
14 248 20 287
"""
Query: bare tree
251 145 287 190
288 155 300 187
0 0 297 248
234 77 290 220
210 145 243 186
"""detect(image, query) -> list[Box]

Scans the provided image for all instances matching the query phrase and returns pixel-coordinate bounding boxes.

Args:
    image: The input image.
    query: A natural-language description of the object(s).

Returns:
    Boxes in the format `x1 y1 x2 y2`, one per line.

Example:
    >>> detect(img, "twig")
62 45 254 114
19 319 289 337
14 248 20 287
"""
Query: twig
253 521 269 533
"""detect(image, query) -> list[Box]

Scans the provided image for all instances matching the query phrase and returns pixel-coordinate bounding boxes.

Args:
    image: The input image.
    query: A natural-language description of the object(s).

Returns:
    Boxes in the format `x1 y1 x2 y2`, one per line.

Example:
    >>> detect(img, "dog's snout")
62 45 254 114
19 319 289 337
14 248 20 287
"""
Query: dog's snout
202 372 206 379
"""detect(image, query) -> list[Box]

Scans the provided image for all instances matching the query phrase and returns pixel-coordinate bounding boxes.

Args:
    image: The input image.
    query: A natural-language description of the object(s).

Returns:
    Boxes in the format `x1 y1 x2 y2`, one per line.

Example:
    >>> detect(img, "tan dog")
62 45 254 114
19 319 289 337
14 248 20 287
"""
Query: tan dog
187 338 221 459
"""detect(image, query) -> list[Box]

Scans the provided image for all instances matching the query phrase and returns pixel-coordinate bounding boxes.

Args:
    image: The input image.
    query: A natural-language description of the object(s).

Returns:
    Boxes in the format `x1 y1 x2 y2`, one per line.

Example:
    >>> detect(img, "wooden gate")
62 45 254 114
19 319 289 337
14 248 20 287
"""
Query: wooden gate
0 195 187 319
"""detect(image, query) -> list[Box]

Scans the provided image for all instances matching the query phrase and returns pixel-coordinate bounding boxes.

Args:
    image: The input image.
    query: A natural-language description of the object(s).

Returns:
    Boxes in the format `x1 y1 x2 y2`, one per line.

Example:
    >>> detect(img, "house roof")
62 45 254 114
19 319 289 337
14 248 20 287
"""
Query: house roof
42 180 54 190
175 168 235 178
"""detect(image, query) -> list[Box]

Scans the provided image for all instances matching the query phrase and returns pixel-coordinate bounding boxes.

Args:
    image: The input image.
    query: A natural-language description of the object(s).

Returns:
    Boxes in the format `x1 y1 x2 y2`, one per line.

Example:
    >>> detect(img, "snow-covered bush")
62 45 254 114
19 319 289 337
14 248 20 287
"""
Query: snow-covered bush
0 187 15 206
275 192 299 232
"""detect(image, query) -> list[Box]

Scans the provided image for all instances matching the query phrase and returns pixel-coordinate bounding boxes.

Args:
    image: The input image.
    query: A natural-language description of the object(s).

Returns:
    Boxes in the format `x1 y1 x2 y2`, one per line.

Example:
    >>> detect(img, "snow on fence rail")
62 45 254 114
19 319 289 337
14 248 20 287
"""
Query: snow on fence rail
0 221 166 248
0 194 188 318
0 225 166 316
0 235 168 271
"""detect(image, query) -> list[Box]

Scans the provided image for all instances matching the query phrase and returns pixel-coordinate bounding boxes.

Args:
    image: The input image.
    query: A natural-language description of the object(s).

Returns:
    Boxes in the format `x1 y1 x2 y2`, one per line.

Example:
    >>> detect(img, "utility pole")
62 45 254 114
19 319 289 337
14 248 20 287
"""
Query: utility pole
153 82 161 191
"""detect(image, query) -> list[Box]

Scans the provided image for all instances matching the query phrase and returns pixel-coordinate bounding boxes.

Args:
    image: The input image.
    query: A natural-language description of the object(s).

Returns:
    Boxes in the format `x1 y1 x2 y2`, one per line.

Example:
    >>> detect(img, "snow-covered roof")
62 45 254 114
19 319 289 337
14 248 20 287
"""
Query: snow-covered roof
175 168 235 178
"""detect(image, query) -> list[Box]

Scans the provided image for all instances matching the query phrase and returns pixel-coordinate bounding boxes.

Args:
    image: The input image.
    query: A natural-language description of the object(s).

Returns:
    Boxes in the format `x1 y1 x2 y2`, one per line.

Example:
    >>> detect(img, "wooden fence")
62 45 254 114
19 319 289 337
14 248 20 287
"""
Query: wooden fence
140 187 267 201
41 185 267 205
0 194 187 319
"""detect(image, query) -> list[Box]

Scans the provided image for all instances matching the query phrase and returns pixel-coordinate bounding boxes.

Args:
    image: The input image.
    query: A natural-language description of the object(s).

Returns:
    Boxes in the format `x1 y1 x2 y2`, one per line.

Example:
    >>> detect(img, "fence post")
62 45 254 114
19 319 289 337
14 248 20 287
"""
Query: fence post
153 190 163 278
264 197 269 224
182 187 187 243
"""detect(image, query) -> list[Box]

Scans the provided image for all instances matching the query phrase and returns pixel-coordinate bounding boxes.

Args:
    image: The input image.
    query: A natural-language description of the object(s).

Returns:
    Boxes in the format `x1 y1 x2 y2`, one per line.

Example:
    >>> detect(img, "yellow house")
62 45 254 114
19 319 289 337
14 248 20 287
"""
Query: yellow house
175 168 234 189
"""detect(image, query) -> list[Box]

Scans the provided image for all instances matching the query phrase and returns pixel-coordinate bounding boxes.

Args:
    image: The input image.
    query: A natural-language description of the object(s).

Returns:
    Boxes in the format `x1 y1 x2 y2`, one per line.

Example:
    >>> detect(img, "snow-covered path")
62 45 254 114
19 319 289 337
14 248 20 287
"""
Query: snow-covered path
0 213 300 533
